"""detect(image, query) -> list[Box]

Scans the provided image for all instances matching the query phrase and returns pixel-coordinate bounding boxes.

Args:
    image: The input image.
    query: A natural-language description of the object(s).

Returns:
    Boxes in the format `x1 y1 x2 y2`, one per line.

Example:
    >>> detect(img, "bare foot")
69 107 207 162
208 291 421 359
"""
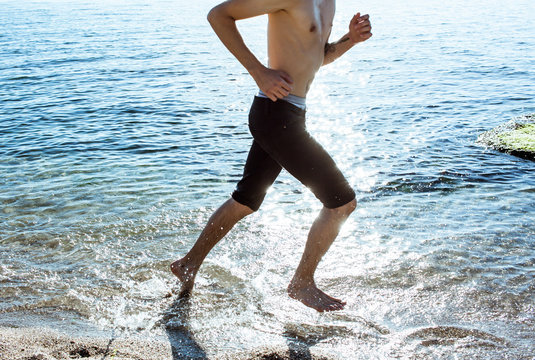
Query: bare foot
170 258 198 298
288 279 346 312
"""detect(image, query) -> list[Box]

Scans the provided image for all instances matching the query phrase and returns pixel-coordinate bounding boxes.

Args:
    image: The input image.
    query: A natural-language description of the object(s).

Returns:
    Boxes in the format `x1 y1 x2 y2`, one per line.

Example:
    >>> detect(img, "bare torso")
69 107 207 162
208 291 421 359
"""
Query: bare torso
268 0 335 97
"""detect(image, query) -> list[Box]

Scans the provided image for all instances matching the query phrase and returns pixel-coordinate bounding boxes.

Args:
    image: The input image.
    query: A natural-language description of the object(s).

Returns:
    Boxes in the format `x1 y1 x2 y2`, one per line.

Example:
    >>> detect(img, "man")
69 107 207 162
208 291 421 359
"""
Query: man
171 0 372 312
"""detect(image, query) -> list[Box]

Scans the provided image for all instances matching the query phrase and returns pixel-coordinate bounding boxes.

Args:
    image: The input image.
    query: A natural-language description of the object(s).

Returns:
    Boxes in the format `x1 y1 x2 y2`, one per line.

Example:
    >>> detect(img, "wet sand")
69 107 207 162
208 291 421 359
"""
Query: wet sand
0 326 335 360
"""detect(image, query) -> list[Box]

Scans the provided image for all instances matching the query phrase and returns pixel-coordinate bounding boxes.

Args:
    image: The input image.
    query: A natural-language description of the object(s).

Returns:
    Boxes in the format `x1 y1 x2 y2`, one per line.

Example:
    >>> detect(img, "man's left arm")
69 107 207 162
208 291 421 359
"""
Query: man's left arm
323 13 372 66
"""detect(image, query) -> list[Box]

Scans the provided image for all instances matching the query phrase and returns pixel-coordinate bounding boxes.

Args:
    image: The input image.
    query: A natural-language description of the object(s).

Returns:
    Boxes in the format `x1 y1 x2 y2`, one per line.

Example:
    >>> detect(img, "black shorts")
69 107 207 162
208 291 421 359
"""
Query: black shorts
231 96 355 211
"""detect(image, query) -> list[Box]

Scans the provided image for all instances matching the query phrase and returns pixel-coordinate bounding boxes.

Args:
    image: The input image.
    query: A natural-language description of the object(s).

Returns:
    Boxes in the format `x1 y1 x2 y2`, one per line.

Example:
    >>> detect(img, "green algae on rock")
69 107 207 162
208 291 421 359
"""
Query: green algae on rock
477 114 535 160
498 123 535 152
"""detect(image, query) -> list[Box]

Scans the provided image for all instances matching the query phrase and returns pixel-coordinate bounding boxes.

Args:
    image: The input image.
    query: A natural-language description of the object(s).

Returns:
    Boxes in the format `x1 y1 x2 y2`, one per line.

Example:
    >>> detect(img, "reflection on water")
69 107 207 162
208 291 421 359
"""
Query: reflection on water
0 0 534 358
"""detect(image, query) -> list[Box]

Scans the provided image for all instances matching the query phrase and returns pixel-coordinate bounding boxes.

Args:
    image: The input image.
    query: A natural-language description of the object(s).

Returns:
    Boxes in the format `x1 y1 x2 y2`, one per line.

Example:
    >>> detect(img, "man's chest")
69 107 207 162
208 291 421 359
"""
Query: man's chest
291 0 335 42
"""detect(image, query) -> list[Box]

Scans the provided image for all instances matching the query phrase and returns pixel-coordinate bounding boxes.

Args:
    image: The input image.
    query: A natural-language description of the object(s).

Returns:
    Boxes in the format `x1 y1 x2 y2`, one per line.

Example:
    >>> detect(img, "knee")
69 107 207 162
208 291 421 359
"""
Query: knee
241 205 256 218
341 198 357 216
230 198 256 218
326 198 357 218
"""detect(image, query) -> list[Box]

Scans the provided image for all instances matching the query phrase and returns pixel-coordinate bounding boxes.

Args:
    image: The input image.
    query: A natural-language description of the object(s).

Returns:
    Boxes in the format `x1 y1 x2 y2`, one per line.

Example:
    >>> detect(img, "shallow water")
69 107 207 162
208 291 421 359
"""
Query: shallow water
1 0 534 358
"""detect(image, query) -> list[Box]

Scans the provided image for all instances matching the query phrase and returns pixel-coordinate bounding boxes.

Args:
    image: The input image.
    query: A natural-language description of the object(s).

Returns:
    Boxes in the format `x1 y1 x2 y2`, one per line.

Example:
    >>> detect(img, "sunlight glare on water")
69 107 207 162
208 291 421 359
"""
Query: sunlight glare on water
0 0 534 358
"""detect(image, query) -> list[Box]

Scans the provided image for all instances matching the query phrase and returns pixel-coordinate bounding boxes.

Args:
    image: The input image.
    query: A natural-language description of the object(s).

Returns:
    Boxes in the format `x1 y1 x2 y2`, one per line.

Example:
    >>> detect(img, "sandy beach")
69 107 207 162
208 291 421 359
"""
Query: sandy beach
0 326 336 360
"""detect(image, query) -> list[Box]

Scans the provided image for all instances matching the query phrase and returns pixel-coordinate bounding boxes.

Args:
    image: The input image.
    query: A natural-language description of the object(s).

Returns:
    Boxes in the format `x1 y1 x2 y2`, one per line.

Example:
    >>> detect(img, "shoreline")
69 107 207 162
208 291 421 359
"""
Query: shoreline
0 326 336 360
0 326 171 360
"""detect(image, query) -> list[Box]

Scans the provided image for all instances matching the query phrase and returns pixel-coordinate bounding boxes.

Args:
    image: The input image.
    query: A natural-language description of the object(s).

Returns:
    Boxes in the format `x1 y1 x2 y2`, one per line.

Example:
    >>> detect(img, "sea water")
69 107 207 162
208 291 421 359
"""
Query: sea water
1 0 534 358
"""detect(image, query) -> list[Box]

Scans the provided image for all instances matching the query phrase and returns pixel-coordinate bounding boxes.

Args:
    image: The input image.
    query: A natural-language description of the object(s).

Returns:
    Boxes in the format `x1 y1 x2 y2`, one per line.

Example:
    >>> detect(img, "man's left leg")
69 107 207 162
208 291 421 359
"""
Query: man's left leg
288 199 356 312
171 135 283 297
170 198 254 297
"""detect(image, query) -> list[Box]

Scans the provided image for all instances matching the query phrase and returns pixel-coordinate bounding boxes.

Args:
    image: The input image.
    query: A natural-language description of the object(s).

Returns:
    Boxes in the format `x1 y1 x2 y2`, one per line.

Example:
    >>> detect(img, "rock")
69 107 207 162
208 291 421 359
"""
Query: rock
477 114 535 160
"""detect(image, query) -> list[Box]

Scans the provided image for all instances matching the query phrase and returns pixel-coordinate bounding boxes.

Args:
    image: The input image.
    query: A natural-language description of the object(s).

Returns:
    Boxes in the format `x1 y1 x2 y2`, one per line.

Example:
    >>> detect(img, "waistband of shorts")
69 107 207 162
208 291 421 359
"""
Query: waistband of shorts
257 90 306 110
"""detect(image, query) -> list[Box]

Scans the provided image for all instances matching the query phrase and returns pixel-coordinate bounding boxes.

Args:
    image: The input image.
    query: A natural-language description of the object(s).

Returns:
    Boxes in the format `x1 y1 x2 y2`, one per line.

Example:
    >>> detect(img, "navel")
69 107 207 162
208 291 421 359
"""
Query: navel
309 24 316 32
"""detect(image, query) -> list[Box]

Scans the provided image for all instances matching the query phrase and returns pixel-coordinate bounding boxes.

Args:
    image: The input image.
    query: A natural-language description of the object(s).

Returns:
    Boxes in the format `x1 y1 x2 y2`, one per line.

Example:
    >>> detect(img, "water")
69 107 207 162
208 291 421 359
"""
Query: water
1 0 534 358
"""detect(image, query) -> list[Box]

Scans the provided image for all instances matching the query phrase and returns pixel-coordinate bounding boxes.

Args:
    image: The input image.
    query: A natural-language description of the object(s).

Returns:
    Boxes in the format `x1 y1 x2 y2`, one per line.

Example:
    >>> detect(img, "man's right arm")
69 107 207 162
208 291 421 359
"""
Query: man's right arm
207 0 294 101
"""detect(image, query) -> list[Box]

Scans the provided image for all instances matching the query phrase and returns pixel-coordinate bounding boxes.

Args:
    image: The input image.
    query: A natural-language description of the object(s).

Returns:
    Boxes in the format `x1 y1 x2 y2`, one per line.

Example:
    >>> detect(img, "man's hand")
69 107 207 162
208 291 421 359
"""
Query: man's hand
349 13 372 44
252 66 293 101
322 12 372 66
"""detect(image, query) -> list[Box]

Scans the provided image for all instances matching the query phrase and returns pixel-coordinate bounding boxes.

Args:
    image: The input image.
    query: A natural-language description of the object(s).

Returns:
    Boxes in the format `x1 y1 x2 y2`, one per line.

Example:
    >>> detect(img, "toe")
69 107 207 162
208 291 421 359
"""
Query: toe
325 293 345 304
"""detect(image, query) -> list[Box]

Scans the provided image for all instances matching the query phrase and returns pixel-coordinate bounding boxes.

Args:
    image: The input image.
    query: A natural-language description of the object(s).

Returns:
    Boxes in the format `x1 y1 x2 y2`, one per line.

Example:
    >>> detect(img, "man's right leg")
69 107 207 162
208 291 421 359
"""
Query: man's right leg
248 97 356 311
170 198 254 297
288 199 356 312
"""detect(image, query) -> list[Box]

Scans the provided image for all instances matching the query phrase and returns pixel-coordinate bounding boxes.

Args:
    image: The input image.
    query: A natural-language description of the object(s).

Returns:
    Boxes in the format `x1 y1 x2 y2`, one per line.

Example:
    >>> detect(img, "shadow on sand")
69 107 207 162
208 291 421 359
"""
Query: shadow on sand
161 293 336 360
283 324 327 360
163 295 208 360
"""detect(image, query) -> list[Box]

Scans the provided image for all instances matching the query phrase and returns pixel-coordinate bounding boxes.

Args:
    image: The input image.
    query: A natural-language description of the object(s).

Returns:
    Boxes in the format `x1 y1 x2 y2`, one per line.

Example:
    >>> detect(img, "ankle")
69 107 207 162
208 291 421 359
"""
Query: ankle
289 275 315 289
172 256 199 273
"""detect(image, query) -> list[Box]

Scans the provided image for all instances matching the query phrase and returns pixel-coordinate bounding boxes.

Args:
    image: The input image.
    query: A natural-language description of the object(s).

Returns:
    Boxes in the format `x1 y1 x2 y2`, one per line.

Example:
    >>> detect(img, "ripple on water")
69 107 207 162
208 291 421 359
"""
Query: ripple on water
0 0 534 358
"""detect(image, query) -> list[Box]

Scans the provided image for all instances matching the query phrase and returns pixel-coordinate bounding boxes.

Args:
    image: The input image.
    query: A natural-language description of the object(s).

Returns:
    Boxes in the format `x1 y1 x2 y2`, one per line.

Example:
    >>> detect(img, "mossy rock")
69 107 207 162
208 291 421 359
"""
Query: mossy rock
477 114 535 161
